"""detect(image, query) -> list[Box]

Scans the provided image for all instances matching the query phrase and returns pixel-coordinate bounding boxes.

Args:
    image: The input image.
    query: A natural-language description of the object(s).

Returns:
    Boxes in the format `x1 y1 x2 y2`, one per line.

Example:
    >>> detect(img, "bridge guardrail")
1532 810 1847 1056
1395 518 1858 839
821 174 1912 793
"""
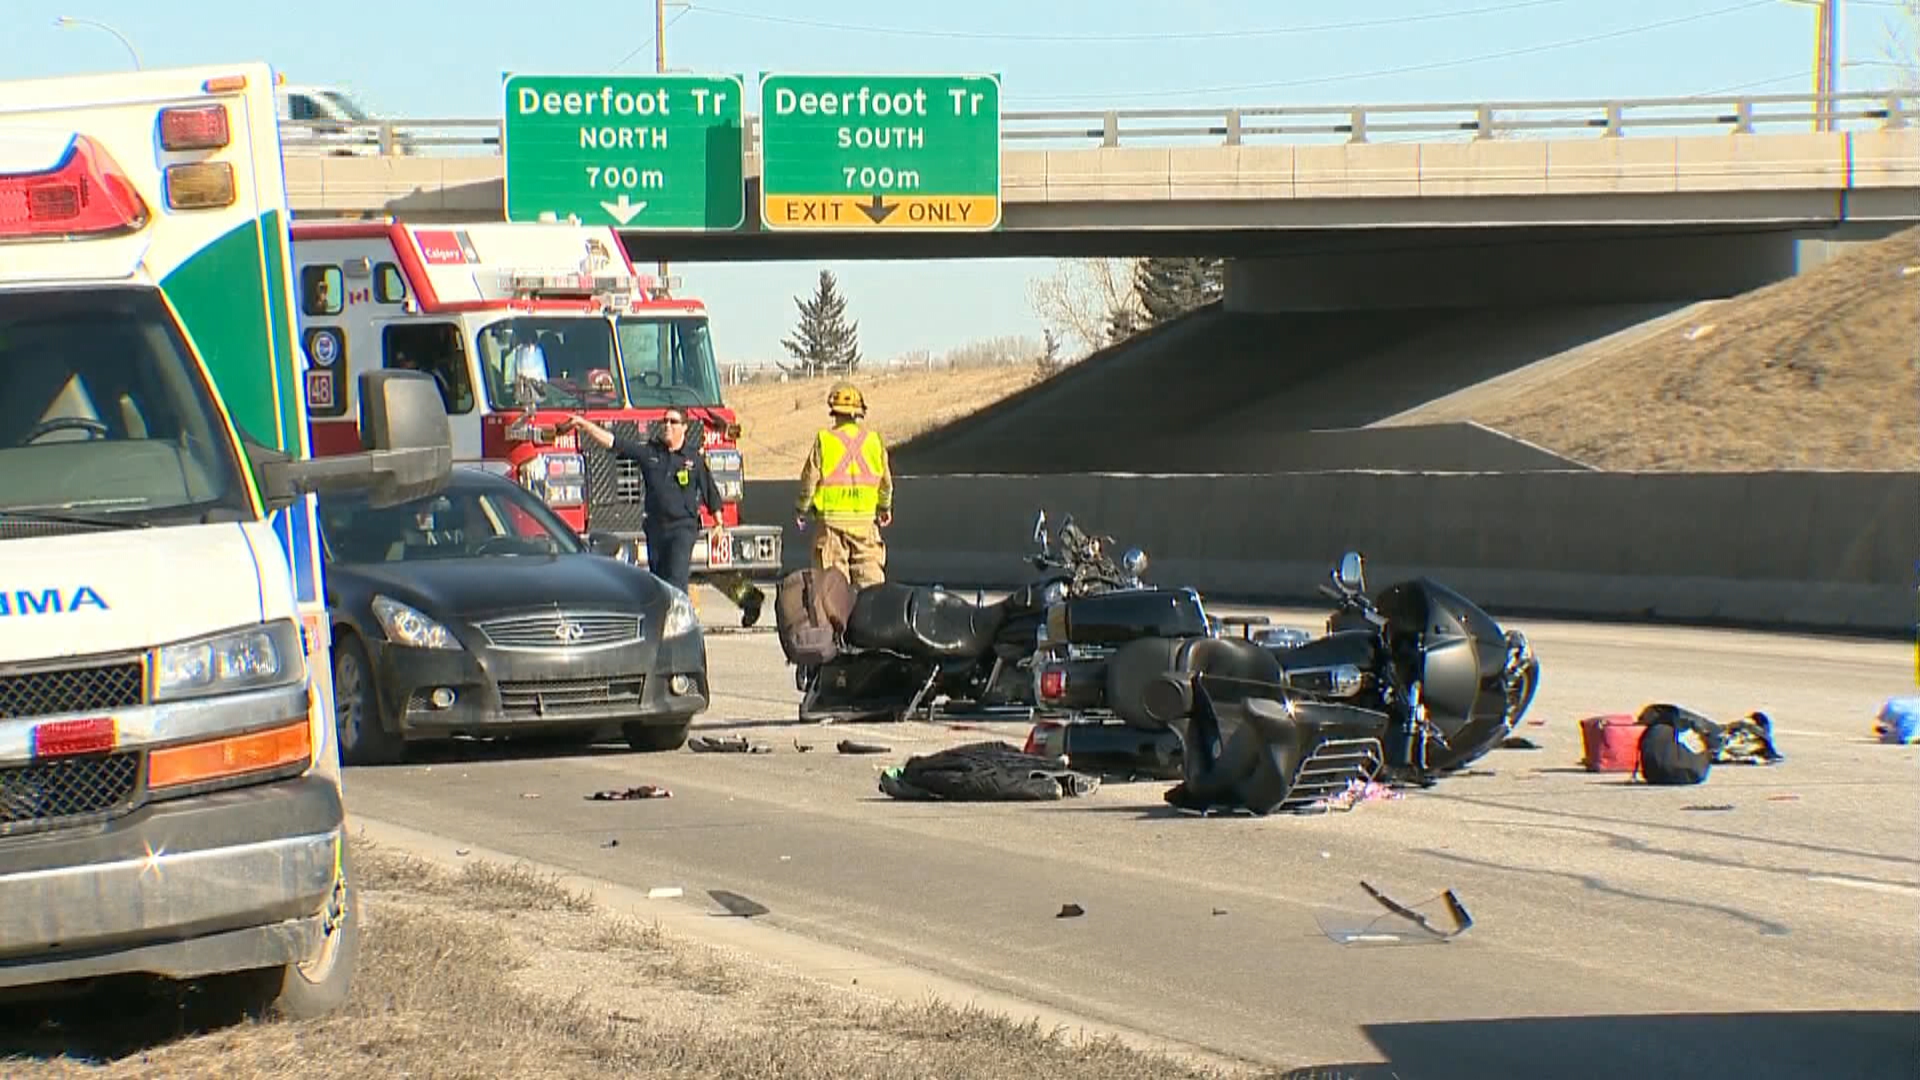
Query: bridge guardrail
279 89 1915 156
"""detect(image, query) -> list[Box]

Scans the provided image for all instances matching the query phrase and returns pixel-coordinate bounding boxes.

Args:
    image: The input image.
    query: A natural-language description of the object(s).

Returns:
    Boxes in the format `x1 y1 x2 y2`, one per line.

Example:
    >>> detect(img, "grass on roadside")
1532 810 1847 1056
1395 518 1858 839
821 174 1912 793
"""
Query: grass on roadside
1 838 1293 1080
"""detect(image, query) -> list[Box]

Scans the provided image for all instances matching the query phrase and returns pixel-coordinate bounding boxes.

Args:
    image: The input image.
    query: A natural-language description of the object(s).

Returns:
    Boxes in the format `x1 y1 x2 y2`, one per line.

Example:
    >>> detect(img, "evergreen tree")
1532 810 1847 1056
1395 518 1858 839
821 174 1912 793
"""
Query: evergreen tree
1105 303 1144 346
779 269 862 377
1132 256 1225 326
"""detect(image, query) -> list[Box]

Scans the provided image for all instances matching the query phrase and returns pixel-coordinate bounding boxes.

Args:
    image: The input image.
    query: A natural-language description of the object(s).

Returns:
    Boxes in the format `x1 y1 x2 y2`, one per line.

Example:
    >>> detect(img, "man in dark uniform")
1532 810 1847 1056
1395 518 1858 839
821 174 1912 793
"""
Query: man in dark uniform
560 409 724 596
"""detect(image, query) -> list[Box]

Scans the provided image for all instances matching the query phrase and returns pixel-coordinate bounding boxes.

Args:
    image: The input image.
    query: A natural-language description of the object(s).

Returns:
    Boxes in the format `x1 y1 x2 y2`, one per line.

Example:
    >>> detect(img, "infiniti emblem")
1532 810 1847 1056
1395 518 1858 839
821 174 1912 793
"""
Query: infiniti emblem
554 620 585 644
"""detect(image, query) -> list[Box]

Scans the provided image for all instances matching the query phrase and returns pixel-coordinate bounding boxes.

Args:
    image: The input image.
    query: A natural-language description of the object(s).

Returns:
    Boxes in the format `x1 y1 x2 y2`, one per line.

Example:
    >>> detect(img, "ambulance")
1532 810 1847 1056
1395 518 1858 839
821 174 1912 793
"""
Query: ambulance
288 218 781 614
0 64 451 1017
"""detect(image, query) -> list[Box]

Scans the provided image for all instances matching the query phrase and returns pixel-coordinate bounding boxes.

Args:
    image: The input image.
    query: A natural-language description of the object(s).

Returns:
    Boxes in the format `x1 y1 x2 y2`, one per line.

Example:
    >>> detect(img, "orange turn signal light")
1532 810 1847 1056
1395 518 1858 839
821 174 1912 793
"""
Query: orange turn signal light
148 719 311 790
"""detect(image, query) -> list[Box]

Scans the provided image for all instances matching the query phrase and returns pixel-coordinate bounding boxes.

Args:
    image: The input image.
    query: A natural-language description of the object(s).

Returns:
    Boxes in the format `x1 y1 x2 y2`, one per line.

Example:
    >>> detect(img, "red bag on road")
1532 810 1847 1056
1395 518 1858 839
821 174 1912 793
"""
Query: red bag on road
1580 714 1643 773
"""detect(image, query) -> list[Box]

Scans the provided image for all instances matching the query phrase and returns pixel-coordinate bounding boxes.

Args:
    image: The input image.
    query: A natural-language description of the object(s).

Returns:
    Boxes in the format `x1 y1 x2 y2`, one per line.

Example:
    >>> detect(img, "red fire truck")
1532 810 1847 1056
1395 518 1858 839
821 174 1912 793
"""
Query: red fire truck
289 218 779 613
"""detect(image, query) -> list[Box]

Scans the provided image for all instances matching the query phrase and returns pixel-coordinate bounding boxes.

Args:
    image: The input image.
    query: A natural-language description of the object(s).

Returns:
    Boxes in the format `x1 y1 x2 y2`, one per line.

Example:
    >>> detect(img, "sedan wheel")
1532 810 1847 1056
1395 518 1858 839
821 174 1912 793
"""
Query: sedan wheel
334 635 405 766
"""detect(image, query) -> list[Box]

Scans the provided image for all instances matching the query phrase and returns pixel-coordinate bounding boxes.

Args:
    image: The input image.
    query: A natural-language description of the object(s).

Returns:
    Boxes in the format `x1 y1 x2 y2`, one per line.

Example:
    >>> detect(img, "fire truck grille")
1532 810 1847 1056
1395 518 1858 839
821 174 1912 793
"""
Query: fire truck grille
584 420 647 534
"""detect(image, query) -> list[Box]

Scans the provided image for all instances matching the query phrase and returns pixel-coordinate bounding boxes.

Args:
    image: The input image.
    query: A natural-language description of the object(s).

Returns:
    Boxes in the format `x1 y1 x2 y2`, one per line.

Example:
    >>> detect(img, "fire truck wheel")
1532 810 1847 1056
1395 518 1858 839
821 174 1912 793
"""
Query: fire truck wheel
623 717 693 752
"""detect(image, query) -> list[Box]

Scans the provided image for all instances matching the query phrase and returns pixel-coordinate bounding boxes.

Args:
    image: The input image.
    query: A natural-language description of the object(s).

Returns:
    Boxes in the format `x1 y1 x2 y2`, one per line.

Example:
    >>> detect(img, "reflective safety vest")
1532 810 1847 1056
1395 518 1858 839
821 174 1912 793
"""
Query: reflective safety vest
811 424 887 520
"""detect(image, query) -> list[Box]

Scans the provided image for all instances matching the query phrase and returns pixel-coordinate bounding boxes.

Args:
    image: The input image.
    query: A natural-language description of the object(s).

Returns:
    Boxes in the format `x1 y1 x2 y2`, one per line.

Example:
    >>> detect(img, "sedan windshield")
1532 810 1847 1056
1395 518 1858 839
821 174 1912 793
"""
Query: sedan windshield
0 286 253 537
475 316 623 411
318 481 584 564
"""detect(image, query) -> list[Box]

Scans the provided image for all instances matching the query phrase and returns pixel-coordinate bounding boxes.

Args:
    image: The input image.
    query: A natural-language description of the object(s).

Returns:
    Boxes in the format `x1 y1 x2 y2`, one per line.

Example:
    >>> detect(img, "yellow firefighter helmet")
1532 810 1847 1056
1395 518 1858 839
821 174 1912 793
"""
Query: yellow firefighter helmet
827 382 867 416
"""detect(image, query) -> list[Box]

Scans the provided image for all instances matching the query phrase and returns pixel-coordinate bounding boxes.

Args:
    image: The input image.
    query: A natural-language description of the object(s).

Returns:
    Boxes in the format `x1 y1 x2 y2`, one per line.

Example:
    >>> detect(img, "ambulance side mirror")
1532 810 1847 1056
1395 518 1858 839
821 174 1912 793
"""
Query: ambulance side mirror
256 371 455 512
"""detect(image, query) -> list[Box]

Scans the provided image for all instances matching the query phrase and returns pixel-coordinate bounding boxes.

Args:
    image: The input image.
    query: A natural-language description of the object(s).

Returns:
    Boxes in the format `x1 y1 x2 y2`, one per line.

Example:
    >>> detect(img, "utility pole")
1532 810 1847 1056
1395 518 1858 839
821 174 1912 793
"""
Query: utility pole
654 0 671 292
1784 0 1840 132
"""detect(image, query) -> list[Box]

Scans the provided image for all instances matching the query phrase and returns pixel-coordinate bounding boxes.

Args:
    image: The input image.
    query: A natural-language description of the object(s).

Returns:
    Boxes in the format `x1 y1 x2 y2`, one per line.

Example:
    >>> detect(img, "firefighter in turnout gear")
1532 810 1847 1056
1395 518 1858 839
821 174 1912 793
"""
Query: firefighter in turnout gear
795 382 893 589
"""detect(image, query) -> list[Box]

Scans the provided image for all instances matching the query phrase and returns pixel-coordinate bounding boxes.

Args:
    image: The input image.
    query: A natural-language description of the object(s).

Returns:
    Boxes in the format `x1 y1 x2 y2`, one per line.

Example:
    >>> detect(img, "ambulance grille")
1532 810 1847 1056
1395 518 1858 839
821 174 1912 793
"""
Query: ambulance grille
584 419 647 534
0 661 146 721
0 752 143 837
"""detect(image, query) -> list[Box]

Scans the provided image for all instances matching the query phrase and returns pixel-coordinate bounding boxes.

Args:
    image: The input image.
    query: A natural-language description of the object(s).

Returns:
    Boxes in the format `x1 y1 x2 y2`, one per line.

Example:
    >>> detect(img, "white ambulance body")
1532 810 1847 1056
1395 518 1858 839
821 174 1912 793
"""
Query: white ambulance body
0 63 449 1015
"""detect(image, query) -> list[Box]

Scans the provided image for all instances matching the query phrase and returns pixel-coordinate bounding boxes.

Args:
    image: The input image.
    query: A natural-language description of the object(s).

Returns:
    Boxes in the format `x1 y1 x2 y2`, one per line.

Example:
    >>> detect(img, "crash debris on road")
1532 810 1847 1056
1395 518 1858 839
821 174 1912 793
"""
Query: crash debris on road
1579 704 1785 784
878 741 1101 802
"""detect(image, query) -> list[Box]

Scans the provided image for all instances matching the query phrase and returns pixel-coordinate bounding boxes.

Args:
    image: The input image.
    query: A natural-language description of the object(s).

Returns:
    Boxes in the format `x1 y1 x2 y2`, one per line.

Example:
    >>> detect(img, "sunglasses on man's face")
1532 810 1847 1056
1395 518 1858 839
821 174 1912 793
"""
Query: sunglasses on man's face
663 417 685 426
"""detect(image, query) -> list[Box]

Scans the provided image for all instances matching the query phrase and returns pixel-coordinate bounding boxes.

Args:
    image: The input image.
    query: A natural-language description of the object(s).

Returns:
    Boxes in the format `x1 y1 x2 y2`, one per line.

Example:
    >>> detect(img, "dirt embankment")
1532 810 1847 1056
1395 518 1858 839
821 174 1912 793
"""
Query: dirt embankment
728 229 1920 474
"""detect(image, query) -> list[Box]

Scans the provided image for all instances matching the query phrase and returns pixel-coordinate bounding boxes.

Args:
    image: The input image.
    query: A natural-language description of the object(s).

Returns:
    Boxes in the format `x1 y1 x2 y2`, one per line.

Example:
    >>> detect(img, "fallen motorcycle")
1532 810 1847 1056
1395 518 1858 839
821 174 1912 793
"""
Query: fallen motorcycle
793 510 1205 723
1036 551 1540 813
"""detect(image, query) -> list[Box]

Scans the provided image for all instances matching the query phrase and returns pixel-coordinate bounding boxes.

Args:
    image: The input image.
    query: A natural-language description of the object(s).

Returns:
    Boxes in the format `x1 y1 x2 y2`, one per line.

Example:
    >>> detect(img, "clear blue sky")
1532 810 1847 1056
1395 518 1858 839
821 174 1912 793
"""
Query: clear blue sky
9 0 1914 364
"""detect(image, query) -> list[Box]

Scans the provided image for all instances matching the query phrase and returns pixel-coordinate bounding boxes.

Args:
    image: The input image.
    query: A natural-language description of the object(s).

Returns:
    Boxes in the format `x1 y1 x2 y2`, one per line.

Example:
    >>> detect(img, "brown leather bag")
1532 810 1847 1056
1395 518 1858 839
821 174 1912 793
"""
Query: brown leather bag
774 567 853 666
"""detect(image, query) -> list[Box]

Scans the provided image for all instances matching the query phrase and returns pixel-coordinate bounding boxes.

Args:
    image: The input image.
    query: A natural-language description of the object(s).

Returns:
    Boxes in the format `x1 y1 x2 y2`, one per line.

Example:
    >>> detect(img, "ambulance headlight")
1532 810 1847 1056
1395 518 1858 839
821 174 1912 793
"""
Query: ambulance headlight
153 620 306 702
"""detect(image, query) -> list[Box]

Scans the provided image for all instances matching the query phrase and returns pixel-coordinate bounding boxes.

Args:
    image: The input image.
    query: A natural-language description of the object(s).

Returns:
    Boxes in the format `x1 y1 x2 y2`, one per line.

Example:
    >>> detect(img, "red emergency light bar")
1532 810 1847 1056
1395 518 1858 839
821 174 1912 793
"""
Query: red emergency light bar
0 135 150 240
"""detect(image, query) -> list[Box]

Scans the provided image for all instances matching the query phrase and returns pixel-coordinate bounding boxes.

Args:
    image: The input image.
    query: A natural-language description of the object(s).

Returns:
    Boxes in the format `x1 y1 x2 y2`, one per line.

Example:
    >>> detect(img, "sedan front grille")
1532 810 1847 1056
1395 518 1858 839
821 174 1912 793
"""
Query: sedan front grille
498 677 644 719
476 612 641 650
0 752 142 837
0 661 145 721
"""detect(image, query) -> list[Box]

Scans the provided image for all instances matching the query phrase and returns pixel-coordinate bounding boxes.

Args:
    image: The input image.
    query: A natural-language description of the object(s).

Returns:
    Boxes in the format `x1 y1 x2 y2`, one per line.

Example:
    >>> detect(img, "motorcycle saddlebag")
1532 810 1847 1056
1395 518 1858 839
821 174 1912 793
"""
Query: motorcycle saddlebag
1579 714 1643 773
775 568 854 666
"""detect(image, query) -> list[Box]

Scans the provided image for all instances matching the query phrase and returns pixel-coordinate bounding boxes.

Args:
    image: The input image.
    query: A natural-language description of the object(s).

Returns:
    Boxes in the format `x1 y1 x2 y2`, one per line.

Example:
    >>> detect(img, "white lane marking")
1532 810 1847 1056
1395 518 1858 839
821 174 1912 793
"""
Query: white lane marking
1807 875 1920 897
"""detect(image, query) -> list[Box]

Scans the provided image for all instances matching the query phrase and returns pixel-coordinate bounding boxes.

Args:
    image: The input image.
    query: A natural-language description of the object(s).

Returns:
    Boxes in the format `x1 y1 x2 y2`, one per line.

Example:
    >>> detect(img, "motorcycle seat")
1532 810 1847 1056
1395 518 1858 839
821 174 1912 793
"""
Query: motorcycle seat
845 583 1005 659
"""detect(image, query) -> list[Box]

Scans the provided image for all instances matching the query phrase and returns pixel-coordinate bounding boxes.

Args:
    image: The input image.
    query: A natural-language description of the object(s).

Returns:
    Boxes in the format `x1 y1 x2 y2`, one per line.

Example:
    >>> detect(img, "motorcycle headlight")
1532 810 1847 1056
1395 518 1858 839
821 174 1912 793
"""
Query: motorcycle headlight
372 595 459 650
152 619 306 703
1041 580 1068 607
660 584 699 637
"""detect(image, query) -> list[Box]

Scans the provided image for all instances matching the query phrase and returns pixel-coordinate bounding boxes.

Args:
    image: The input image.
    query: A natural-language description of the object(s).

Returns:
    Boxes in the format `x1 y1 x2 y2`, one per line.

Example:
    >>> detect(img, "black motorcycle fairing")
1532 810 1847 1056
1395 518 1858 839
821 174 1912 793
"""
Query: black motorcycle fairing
845 584 1007 659
1371 578 1513 764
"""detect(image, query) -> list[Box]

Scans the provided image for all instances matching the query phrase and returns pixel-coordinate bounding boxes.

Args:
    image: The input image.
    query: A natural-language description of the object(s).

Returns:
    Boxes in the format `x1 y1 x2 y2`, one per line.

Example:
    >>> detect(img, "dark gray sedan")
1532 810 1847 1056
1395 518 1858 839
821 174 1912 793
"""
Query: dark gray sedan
317 466 709 764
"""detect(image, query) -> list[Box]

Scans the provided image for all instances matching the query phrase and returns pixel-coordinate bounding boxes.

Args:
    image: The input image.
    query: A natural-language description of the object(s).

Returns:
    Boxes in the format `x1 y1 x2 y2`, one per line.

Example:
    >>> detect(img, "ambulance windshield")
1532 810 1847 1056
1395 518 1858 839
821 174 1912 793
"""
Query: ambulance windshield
0 286 251 533
615 314 724 408
474 316 624 410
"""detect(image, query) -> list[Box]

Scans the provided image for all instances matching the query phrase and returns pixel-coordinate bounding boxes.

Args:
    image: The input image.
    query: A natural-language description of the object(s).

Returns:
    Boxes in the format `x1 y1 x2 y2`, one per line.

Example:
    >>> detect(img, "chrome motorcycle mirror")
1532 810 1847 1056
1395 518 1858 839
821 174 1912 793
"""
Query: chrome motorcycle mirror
1121 547 1149 579
1336 551 1366 592
1032 510 1049 553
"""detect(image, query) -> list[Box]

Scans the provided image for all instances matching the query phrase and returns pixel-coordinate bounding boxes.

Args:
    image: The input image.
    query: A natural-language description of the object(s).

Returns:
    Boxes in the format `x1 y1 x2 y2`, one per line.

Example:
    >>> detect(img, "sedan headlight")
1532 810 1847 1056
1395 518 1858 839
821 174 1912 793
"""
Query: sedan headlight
153 619 306 703
660 584 699 637
372 595 459 650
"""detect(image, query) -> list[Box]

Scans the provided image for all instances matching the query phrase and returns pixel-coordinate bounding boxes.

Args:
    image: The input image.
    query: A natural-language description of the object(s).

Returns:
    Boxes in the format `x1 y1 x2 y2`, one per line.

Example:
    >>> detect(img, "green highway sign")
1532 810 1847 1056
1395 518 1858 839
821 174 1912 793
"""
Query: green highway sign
501 73 746 230
757 73 1003 232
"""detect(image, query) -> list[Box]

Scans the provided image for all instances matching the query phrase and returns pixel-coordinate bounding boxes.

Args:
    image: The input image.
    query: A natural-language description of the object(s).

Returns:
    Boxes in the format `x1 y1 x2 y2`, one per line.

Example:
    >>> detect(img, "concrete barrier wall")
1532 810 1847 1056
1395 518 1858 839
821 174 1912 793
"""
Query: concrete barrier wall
746 471 1918 634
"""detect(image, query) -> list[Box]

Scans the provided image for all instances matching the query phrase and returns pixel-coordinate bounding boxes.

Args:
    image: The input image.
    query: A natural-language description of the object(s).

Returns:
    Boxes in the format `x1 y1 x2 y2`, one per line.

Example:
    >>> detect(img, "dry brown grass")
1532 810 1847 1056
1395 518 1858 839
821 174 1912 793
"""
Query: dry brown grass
1445 226 1920 471
0 839 1270 1080
728 367 1046 479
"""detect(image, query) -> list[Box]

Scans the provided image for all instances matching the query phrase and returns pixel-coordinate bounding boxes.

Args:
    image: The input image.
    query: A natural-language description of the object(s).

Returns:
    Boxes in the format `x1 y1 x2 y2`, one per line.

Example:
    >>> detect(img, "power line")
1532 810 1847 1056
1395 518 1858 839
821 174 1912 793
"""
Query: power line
610 5 691 71
1014 0 1776 103
684 0 1577 43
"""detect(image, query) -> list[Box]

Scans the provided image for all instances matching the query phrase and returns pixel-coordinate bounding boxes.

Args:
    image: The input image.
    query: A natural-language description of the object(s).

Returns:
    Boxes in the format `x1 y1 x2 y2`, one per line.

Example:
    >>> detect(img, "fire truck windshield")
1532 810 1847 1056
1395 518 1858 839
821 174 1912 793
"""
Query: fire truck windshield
615 315 724 408
475 316 623 410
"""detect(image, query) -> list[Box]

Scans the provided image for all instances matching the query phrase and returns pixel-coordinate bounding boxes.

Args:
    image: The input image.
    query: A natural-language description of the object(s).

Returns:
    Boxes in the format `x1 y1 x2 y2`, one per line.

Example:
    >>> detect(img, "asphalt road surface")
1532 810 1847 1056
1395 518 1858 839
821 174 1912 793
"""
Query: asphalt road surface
343 602 1920 1079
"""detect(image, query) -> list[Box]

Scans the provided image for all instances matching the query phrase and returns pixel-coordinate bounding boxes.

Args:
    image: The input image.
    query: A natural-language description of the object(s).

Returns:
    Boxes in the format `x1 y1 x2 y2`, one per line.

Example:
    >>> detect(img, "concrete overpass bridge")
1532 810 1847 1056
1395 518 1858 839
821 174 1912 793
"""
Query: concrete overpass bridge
283 90 1919 261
